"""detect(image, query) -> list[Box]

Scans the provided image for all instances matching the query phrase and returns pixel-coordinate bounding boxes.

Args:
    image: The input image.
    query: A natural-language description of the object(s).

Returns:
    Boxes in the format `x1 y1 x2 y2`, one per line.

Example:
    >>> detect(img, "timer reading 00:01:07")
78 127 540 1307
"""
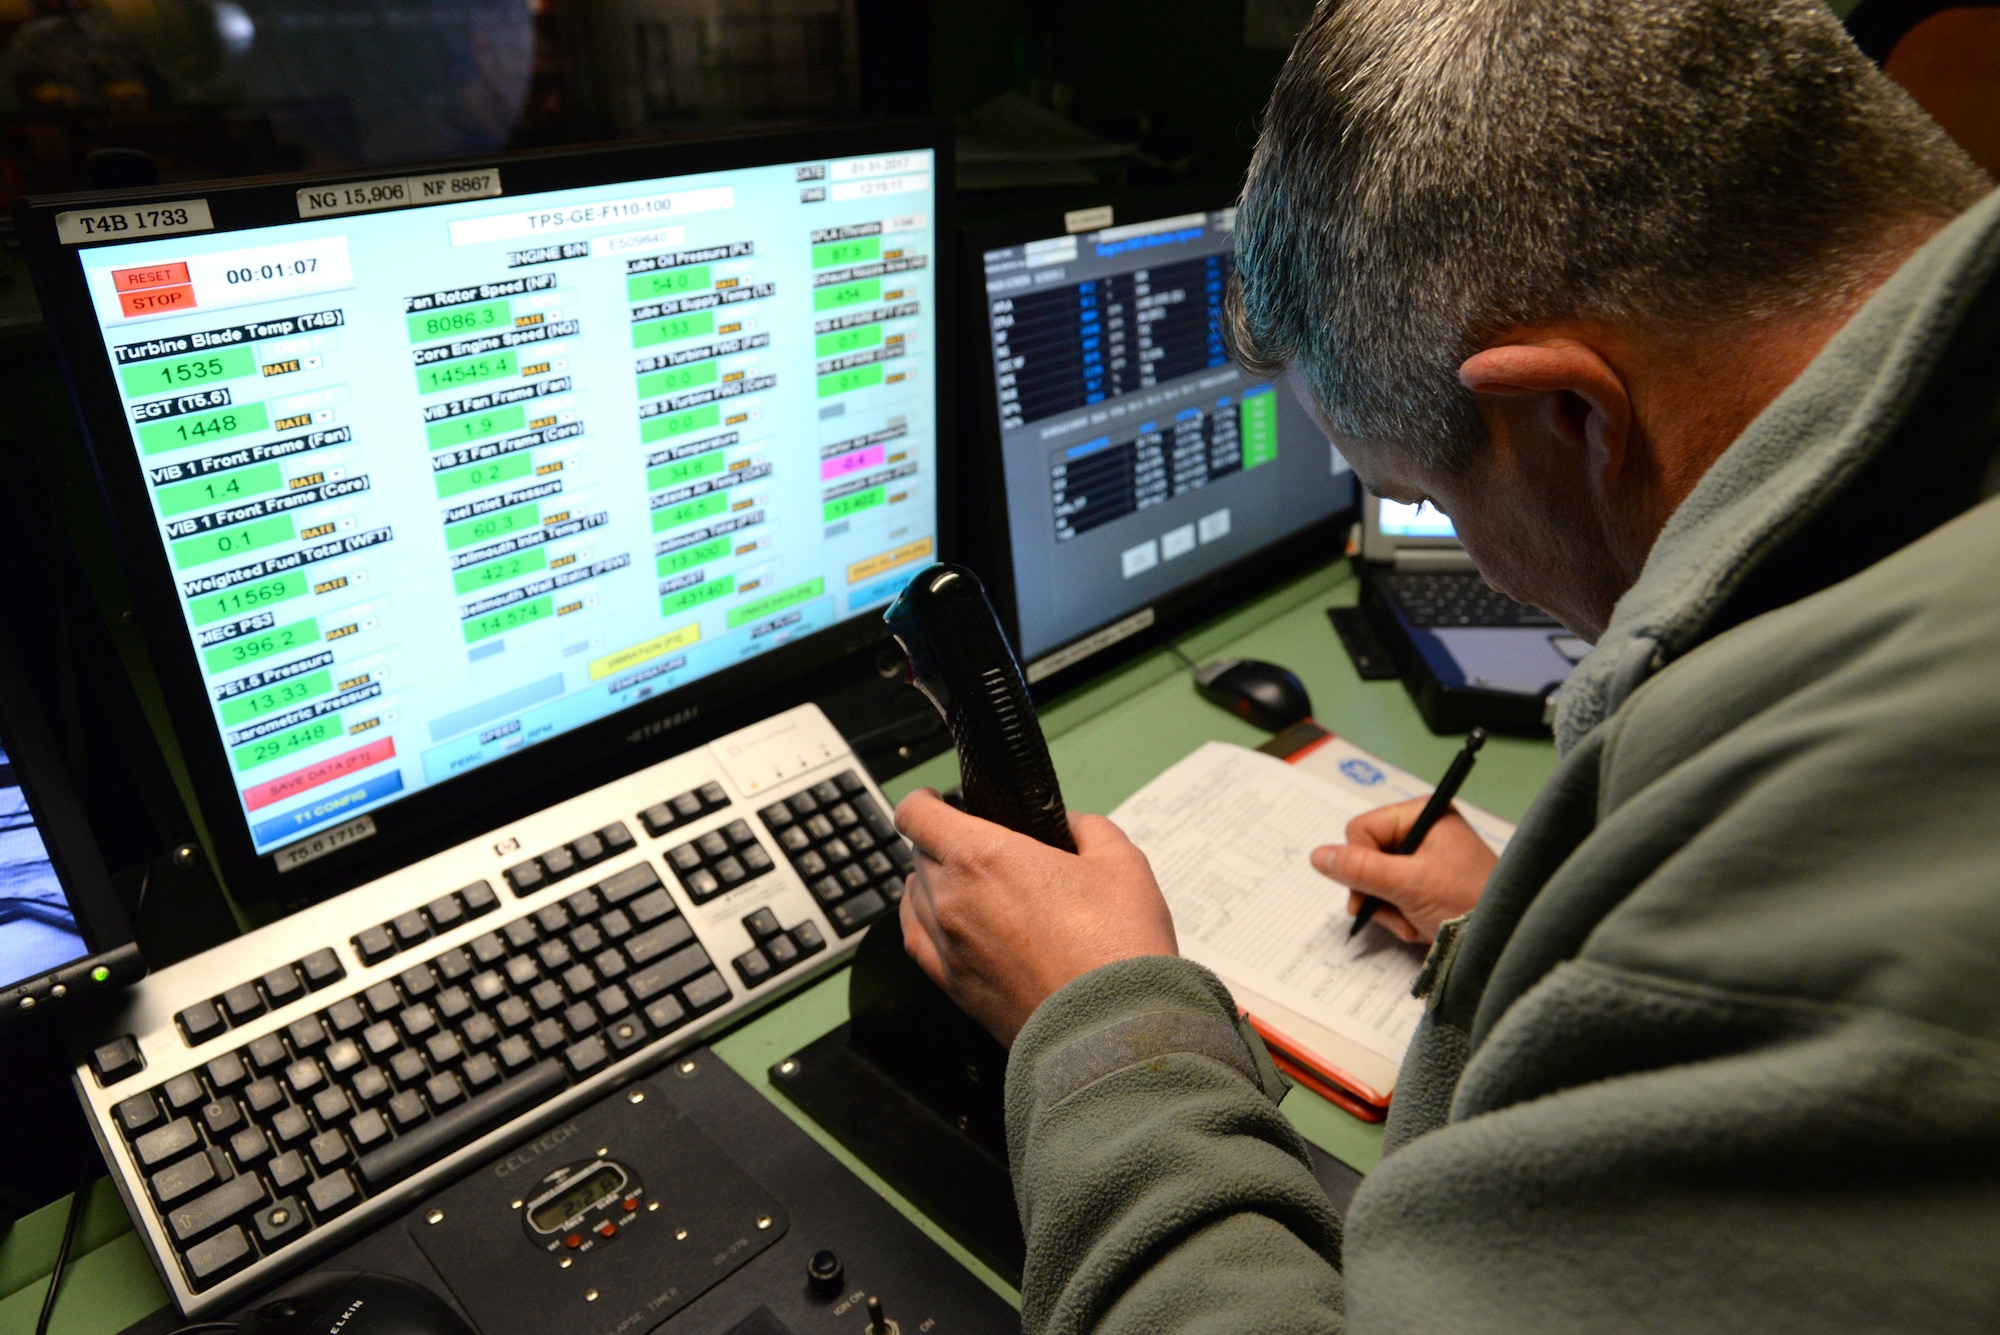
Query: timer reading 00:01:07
225 257 318 285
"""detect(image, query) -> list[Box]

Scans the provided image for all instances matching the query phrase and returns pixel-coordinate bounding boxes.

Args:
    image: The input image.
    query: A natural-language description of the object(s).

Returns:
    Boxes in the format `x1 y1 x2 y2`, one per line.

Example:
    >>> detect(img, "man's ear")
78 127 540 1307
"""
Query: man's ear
1459 340 1633 495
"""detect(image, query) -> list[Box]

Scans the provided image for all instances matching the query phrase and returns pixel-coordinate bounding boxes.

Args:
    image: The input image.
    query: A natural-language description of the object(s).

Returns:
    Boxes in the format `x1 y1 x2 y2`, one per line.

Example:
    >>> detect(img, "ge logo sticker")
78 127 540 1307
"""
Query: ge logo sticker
1339 758 1385 786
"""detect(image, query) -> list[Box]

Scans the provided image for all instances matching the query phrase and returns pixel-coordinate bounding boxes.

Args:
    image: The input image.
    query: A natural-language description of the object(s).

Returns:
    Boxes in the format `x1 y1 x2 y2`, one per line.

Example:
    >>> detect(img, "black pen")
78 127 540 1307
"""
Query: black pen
1347 727 1486 940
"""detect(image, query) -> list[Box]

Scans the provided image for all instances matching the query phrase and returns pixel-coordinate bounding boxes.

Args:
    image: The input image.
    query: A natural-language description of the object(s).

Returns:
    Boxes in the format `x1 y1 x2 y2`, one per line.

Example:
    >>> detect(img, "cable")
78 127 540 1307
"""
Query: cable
33 1173 90 1335
1163 641 1199 672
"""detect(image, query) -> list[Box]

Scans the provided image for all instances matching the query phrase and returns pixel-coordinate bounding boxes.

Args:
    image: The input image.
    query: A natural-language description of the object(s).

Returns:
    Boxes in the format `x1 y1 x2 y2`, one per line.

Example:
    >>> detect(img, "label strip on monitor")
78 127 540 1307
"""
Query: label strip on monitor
56 201 214 246
298 170 503 220
1027 606 1155 683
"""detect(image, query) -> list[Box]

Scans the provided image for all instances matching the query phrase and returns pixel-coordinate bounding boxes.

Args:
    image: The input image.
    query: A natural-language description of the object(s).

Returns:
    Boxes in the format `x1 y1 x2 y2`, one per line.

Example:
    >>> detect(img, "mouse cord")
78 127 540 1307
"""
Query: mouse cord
1163 642 1198 673
33 1171 91 1335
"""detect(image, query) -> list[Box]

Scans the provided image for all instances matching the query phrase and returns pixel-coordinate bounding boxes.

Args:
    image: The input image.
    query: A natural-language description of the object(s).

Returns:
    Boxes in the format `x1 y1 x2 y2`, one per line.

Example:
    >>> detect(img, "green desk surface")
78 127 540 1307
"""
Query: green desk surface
0 559 1556 1335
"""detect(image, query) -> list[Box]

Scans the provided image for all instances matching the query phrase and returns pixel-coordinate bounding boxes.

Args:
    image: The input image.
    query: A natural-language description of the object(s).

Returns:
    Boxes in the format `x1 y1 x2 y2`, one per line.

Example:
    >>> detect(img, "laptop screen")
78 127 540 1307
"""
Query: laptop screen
0 740 88 992
1377 498 1455 541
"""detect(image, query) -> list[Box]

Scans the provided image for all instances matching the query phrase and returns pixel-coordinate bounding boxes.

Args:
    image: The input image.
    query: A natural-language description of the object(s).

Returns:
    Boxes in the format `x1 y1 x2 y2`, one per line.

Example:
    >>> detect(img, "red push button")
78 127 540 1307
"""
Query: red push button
622 1197 638 1212
565 1233 582 1249
597 1222 617 1238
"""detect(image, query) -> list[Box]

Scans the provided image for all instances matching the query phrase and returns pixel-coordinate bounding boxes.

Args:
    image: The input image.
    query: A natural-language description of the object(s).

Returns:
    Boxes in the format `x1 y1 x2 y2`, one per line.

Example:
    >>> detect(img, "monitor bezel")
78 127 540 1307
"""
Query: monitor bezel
958 193 1357 701
18 121 954 909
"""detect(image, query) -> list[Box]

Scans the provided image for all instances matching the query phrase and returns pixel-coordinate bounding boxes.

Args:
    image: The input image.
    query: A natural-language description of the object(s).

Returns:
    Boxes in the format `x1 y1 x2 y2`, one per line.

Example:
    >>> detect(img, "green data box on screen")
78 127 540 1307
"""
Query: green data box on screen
812 237 880 269
232 715 344 773
818 363 882 398
646 451 726 491
428 405 527 450
662 576 734 616
1241 392 1279 469
188 571 307 626
464 595 553 643
202 618 320 673
823 487 884 522
436 453 533 498
408 299 511 344
219 670 333 727
815 325 882 357
633 310 716 349
726 577 823 629
121 346 256 397
637 360 720 400
652 492 729 532
626 266 712 303
445 501 539 550
814 279 880 312
417 350 518 397
172 514 293 569
641 404 721 444
454 549 548 595
657 537 731 576
138 402 270 456
158 462 284 517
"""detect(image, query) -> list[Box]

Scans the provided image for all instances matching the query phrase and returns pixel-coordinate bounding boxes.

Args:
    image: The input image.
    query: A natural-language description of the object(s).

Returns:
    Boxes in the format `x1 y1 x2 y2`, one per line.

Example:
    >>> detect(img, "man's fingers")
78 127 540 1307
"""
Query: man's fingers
1343 797 1430 852
1313 842 1414 898
1068 811 1132 855
898 893 949 986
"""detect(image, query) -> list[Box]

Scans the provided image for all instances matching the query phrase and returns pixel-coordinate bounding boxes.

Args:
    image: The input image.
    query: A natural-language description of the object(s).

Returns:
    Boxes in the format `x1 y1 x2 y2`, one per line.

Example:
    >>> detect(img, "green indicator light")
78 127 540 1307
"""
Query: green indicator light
91 966 111 983
1240 391 1279 469
626 265 712 303
408 298 512 344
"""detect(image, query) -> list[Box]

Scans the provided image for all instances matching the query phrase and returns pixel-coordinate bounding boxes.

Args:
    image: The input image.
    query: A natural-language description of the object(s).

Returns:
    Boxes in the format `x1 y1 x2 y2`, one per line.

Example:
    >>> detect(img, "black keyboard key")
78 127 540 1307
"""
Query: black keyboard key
201 1098 243 1137
271 1106 312 1145
696 830 730 860
733 949 773 987
309 1128 351 1169
399 1004 438 1039
461 1013 499 1049
666 843 702 873
791 921 826 956
887 842 915 872
643 995 686 1032
572 832 605 863
698 781 727 807
823 838 853 866
178 1000 227 1046
564 889 603 922
207 1047 250 1087
301 948 345 990
741 844 774 875
351 1067 390 1105
534 903 572 935
434 949 472 983
349 1109 390 1149
326 997 367 1034
599 908 634 941
625 916 693 965
594 985 631 1019
789 791 821 816
115 1093 162 1137
502 918 539 951
426 1032 465 1066
830 889 888 935
848 826 877 853
839 864 870 891
361 1021 401 1058
269 1150 309 1190
219 983 265 1025
357 1061 565 1189
312 1087 352 1123
162 1072 206 1112
639 802 676 836
470 931 507 966
778 825 811 853
599 822 634 854
529 1019 565 1054
244 1077 284 1115
353 926 396 966
254 1198 310 1248
425 894 466 932
426 1071 466 1109
386 1091 428 1128
811 779 842 805
796 850 827 878
399 965 438 999
628 944 712 1001
390 911 429 948
743 908 781 940
284 1058 325 1096
541 846 576 878
470 970 507 1003
766 934 801 969
629 889 675 926
288 1015 328 1051
593 950 627 980
229 1126 270 1166
561 1001 596 1035
722 819 755 847
561 964 596 997
607 1016 648 1052
436 987 472 1021
362 981 401 1017
261 967 305 1007
461 1052 500 1090
563 1035 608 1077
183 1223 253 1287
151 1151 217 1205
597 863 660 905
306 1168 358 1218
713 856 746 886
325 1037 363 1074
683 868 721 901
828 803 859 830
389 1051 427 1086
505 860 545 896
803 814 835 841
166 1172 264 1244
529 980 565 1014
682 972 730 1012
569 922 604 956
862 850 895 878
89 1036 145 1086
810 876 843 905
496 1035 534 1070
672 791 704 820
461 880 499 916
758 801 793 828
536 939 573 971
505 955 540 989
836 770 865 794
496 997 532 1031
852 794 895 842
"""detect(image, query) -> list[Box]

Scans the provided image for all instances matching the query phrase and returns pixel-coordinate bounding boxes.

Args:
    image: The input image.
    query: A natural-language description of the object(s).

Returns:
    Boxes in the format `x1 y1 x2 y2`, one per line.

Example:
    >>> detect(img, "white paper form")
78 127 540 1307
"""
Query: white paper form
1111 741 1509 1065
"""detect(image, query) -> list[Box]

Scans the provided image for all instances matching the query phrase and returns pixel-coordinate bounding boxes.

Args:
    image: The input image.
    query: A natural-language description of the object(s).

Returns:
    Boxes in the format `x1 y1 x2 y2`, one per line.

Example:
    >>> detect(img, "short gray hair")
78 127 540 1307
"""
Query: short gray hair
1226 0 1992 471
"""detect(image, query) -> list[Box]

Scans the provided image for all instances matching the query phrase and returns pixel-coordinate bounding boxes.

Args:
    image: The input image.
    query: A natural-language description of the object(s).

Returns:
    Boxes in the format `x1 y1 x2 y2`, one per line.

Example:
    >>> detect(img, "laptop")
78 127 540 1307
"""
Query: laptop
1337 492 1588 735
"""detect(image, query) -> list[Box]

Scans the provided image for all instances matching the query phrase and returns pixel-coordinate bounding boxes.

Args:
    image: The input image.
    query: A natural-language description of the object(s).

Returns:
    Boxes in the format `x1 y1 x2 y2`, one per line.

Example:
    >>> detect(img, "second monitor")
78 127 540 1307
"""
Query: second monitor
969 205 1356 691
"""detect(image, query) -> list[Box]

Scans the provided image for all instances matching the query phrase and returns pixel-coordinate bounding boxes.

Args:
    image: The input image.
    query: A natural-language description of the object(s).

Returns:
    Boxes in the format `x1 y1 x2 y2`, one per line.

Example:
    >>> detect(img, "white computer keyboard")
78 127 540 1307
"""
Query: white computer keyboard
71 703 913 1316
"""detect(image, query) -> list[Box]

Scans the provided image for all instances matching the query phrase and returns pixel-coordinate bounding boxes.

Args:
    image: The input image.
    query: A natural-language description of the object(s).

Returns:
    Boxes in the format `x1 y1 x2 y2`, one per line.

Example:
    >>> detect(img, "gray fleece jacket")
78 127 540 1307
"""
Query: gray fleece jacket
1003 189 2000 1334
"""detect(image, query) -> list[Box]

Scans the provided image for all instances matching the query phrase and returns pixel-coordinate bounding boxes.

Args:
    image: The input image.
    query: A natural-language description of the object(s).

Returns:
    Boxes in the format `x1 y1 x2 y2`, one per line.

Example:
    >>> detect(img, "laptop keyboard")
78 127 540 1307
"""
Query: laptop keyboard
1380 571 1561 628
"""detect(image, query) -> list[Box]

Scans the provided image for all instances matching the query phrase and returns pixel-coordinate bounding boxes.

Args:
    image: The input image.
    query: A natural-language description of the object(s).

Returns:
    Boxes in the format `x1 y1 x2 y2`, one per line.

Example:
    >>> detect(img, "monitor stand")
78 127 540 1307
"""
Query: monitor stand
771 918 1024 1281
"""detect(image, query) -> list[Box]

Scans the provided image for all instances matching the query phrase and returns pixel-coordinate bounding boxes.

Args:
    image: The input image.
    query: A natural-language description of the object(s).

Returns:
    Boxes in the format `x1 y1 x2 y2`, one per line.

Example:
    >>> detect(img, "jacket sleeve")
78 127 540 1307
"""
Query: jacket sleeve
1004 955 1346 1335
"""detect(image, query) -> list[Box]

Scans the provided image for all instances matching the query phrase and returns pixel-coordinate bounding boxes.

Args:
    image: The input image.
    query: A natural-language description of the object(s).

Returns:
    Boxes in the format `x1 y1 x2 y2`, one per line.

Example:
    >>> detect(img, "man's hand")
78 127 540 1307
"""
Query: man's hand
895 788 1178 1047
1311 798 1497 944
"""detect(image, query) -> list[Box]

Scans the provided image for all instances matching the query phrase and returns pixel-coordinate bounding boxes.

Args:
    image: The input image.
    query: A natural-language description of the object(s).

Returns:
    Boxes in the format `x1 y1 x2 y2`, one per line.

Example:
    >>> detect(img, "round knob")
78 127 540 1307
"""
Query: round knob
807 1248 844 1296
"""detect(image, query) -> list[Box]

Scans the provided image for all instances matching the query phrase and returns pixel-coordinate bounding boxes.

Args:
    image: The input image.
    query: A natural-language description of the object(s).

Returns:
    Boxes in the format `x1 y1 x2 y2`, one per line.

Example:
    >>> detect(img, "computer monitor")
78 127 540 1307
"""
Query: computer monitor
965 202 1356 694
19 124 948 905
0 614 144 1025
1377 499 1456 541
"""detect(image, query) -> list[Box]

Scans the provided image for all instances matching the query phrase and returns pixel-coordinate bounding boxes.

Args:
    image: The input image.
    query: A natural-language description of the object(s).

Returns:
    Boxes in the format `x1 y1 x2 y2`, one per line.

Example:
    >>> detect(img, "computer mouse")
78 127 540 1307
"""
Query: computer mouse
1192 657 1313 732
235 1271 478 1335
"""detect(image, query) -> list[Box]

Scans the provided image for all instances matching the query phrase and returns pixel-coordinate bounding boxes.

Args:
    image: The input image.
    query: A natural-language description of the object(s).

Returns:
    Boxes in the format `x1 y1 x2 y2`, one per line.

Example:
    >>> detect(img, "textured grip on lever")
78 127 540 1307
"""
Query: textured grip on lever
884 565 1075 852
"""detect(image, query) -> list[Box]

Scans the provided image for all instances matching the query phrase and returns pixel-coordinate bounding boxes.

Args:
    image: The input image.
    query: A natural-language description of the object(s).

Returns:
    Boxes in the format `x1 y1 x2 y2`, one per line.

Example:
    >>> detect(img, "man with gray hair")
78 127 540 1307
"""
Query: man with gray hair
892 0 2000 1329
